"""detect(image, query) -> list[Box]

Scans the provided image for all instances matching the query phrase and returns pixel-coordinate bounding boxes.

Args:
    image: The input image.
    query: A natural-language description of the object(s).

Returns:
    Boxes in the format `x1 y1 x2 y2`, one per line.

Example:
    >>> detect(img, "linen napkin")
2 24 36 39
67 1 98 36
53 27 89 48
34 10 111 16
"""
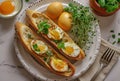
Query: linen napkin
77 38 119 81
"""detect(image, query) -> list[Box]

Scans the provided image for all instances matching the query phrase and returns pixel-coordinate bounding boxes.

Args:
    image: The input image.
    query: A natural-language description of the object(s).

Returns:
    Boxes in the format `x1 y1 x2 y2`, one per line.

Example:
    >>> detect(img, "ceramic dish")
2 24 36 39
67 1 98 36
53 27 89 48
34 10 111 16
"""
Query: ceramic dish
14 0 101 81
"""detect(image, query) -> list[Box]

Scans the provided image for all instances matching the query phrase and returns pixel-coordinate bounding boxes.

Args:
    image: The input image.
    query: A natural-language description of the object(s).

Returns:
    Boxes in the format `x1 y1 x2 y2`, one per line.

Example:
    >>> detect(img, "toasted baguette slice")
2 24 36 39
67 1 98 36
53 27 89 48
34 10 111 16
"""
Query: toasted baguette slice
26 10 85 60
15 22 75 77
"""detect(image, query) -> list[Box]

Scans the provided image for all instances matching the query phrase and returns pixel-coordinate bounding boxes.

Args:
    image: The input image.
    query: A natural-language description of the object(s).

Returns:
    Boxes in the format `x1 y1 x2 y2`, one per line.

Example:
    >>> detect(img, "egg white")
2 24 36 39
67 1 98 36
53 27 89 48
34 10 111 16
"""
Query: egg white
50 57 68 72
62 42 80 57
48 27 64 40
31 40 48 54
22 27 36 46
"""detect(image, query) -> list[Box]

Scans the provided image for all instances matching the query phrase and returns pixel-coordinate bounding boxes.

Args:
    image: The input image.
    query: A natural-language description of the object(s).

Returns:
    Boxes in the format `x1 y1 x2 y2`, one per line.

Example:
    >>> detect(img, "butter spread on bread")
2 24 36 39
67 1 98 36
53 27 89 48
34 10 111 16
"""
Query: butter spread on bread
26 10 85 60
15 22 75 76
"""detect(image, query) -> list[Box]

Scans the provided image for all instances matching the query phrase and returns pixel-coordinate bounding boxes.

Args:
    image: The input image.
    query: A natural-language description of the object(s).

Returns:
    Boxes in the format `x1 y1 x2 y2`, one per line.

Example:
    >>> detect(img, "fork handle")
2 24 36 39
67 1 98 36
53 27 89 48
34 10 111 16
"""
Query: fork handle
90 63 105 81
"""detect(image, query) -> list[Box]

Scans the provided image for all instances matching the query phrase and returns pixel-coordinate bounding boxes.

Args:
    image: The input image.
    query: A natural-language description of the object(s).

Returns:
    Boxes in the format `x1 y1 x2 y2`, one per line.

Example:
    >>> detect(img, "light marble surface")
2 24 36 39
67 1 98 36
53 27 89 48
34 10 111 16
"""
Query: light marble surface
0 0 120 81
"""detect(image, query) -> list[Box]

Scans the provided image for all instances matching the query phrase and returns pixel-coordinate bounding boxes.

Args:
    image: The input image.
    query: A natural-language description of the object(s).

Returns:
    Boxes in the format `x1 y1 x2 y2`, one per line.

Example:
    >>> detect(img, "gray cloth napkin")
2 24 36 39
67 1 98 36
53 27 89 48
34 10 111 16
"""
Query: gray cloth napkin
77 38 119 81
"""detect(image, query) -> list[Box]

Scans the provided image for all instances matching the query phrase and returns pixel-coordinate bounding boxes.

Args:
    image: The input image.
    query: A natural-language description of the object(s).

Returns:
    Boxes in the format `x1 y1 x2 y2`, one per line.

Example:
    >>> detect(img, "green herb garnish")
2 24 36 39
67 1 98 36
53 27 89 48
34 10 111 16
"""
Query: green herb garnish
118 33 120 35
112 34 116 39
98 0 105 7
64 3 96 49
112 41 116 44
117 0 120 2
44 50 53 63
110 30 114 33
27 34 33 39
53 39 65 49
97 0 120 13
46 50 53 56
109 30 120 44
57 41 65 49
43 57 47 61
33 44 40 52
37 21 50 34
117 38 120 43
25 0 29 2
53 39 62 43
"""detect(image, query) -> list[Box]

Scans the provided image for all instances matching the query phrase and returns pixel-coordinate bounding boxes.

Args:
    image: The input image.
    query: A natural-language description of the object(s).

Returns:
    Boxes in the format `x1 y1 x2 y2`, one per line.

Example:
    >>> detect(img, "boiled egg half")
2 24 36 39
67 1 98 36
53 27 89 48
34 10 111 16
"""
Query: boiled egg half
62 42 80 57
48 27 64 40
31 40 48 55
50 57 68 72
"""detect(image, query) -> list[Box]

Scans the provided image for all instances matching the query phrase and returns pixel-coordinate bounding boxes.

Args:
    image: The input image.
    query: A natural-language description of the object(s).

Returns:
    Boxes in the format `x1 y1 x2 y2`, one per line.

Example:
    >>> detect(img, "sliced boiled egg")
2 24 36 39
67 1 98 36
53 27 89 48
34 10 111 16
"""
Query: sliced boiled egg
48 27 64 40
62 42 80 57
50 57 68 72
31 40 48 55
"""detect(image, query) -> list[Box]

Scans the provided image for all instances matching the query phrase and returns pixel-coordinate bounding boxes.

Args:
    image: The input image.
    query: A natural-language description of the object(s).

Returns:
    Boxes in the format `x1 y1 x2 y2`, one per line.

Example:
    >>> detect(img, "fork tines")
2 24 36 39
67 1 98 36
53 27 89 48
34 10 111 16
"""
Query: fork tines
101 48 115 63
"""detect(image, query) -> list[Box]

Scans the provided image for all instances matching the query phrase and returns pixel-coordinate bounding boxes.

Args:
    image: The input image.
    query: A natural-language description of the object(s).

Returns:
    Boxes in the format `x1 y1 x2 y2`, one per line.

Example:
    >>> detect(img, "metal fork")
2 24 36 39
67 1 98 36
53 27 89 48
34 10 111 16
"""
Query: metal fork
90 48 116 81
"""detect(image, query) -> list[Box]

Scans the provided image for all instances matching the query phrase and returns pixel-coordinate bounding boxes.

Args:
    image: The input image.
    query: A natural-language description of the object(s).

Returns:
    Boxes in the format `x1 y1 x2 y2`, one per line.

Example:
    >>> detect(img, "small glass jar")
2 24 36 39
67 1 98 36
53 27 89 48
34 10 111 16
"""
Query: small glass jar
0 0 23 19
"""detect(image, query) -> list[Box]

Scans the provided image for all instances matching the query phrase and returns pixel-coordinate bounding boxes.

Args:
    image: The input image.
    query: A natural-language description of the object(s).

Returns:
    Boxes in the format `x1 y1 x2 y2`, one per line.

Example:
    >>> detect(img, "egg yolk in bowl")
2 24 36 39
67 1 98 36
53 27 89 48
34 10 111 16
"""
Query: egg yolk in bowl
0 0 15 15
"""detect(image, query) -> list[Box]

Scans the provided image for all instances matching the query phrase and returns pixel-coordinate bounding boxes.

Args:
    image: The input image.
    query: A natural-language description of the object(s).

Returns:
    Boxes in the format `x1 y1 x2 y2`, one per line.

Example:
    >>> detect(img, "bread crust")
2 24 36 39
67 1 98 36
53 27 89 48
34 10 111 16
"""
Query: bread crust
26 10 85 61
15 22 75 77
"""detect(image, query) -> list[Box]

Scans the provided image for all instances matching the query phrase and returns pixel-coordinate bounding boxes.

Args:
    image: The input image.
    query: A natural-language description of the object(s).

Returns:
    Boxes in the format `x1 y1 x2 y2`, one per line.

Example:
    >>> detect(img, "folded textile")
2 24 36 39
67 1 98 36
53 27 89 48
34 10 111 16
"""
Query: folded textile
77 38 119 81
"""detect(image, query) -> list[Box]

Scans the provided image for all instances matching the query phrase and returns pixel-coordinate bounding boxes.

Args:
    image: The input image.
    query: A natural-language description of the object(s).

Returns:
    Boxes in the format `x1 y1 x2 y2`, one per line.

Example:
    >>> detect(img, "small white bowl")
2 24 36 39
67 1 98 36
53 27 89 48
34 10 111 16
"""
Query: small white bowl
0 0 23 19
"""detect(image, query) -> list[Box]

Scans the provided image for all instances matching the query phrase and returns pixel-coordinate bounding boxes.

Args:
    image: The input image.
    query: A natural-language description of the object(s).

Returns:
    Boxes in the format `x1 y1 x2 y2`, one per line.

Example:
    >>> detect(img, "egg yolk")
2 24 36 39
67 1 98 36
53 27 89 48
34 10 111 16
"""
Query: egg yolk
65 46 74 54
53 59 66 70
38 45 46 52
49 29 60 40
0 1 15 15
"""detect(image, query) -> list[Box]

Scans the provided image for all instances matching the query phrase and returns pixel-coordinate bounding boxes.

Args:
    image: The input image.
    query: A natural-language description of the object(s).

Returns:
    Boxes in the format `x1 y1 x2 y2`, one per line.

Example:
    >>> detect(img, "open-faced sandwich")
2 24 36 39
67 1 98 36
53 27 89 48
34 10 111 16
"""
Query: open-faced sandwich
26 10 85 60
15 22 75 77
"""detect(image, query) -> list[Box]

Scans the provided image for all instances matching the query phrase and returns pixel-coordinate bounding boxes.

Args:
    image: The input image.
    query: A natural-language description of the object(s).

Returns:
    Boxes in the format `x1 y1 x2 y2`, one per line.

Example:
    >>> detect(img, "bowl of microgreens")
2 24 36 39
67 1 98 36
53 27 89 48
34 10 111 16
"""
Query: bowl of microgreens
90 0 120 16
